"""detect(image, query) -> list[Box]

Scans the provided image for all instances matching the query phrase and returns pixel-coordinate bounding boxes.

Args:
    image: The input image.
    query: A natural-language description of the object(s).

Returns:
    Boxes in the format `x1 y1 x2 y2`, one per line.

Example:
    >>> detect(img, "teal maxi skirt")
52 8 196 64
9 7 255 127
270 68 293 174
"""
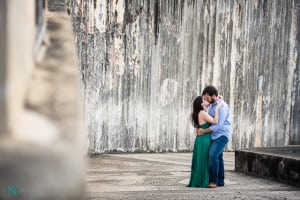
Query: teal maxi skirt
188 123 211 188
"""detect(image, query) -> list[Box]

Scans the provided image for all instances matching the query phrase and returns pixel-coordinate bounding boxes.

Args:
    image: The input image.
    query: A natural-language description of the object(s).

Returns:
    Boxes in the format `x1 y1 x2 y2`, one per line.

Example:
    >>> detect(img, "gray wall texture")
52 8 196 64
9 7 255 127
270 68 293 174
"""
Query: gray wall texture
70 0 300 152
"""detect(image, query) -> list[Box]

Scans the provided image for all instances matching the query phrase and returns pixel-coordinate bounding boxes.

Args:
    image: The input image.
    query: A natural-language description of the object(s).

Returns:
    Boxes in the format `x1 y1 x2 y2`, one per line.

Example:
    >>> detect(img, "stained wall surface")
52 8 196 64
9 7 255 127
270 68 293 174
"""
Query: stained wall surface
71 0 300 152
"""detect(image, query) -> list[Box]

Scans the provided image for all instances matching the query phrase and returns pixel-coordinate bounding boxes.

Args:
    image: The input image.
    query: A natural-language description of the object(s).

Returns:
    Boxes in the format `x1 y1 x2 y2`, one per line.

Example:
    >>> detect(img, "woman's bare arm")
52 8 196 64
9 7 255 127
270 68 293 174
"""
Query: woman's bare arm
199 103 224 124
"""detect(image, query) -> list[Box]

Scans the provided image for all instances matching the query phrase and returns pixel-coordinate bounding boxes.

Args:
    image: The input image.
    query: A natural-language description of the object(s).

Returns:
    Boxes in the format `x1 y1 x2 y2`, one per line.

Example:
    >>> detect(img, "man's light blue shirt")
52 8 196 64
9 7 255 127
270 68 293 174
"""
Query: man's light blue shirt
208 99 231 140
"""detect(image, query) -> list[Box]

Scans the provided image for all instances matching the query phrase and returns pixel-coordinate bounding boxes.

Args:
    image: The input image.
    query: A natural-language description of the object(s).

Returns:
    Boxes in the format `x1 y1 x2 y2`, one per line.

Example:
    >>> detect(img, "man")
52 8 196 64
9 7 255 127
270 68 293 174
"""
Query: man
196 85 231 188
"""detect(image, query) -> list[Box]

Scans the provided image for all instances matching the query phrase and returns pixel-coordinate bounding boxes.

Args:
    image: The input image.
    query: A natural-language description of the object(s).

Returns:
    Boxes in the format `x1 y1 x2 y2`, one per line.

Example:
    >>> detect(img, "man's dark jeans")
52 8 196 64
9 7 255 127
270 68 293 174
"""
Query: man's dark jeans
209 136 229 186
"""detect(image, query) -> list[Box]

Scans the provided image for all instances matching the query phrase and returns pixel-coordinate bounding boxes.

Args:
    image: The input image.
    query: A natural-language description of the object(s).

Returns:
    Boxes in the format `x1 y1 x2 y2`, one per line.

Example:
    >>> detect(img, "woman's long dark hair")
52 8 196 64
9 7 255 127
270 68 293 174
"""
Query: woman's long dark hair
191 96 205 127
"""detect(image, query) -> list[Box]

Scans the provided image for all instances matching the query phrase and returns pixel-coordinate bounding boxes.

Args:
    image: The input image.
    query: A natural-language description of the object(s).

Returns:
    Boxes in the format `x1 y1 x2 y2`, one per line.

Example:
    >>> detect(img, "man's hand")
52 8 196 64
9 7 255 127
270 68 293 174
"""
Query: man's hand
196 128 204 135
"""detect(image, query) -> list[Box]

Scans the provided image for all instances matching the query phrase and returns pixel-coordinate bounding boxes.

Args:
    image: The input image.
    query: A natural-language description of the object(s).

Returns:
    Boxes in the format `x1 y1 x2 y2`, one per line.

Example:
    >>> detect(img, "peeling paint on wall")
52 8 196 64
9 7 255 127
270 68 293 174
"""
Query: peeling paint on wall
70 0 300 152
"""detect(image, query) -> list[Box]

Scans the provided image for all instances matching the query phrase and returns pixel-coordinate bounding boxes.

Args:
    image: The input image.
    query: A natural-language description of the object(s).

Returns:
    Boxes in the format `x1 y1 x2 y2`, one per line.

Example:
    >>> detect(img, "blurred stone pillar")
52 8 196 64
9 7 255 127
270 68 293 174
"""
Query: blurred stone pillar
0 0 8 135
0 0 36 135
0 0 85 199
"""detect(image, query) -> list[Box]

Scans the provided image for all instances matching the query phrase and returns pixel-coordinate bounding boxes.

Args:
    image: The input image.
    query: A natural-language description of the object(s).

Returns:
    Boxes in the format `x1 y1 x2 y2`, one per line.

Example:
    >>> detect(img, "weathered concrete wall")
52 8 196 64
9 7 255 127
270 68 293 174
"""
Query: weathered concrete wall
291 1 300 145
71 0 300 152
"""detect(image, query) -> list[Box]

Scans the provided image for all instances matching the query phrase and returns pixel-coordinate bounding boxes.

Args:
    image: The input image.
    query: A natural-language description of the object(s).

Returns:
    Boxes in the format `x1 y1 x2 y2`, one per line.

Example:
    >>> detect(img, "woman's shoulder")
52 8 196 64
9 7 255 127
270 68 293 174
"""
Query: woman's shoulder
198 110 207 116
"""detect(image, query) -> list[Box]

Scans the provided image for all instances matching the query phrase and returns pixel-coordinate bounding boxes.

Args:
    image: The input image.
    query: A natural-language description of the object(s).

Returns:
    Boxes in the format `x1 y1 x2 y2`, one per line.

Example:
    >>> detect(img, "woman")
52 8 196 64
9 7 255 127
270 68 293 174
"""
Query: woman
188 96 223 187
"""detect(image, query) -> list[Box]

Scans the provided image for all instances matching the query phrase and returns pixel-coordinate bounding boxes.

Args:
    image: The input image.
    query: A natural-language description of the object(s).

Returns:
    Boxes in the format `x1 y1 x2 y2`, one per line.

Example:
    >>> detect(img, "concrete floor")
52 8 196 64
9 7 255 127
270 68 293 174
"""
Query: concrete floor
86 152 300 200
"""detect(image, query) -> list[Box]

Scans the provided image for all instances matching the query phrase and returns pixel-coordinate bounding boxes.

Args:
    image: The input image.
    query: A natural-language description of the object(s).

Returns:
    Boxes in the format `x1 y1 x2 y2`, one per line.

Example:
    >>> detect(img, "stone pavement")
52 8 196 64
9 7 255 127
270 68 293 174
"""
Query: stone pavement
86 152 300 200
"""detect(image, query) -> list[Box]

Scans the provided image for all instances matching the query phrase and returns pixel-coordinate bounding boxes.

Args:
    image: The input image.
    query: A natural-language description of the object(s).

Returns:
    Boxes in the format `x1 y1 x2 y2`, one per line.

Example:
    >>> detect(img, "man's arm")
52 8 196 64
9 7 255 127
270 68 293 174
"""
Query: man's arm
196 127 212 135
209 106 228 132
196 105 228 135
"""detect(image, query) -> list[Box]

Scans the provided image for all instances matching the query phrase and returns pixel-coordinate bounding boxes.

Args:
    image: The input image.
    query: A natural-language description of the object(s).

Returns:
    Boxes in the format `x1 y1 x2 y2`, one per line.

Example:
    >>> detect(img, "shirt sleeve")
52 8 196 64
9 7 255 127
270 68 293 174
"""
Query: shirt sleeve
209 106 228 132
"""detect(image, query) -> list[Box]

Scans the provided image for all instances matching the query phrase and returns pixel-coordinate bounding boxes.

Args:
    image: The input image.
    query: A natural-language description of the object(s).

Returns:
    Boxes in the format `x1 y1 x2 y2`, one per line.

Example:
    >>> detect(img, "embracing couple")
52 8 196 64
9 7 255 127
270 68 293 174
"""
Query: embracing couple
188 85 231 188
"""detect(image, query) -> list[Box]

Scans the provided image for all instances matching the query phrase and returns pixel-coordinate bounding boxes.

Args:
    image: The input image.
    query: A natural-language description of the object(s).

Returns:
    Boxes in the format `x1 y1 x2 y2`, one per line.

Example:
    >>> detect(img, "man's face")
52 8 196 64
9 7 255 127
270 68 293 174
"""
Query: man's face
201 96 210 108
203 94 217 104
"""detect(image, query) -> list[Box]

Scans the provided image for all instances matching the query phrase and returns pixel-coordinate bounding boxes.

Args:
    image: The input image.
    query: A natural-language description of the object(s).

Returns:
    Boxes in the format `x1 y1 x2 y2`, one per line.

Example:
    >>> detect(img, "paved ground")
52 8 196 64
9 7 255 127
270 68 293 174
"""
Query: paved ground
86 152 300 200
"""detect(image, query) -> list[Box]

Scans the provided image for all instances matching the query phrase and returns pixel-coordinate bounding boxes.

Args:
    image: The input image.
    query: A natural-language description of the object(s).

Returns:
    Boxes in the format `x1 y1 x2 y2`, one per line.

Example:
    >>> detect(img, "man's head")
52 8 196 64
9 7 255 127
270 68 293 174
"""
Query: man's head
202 85 219 104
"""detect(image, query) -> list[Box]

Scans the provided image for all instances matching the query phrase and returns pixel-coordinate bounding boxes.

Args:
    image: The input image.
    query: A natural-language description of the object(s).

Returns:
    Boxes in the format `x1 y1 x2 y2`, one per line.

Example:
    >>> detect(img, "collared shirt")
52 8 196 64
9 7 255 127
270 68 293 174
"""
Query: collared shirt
208 99 231 140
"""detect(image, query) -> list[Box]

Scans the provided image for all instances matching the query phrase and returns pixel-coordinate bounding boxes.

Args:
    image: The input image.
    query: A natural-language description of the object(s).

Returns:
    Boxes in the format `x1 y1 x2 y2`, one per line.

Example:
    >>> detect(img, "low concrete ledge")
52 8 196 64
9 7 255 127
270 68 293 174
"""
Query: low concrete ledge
235 145 300 187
